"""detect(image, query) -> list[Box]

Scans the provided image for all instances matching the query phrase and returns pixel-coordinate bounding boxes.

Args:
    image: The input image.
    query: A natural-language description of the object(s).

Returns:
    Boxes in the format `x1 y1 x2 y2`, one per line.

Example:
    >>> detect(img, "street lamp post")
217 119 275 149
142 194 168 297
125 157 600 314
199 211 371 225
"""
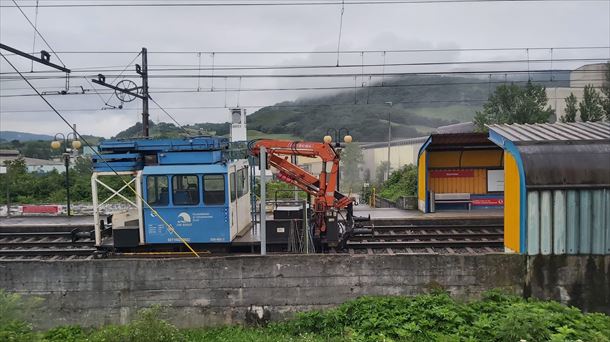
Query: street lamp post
324 128 352 192
51 133 81 216
385 101 393 181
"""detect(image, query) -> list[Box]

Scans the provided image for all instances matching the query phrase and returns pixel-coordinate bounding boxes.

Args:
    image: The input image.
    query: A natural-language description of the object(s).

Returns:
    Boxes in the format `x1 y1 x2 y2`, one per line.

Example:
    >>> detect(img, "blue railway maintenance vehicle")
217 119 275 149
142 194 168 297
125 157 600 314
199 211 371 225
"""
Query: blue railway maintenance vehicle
91 136 252 252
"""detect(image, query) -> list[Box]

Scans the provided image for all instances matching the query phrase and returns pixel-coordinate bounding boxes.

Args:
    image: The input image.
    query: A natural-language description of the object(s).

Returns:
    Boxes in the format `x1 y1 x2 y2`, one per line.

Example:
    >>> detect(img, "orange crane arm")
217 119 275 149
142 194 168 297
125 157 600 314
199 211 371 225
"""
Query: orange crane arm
250 139 352 210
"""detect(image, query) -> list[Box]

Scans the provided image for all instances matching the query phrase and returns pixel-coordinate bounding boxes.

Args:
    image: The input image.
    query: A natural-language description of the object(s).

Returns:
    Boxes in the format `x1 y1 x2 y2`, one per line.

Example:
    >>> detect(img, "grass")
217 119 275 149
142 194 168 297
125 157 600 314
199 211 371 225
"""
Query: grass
2 290 609 342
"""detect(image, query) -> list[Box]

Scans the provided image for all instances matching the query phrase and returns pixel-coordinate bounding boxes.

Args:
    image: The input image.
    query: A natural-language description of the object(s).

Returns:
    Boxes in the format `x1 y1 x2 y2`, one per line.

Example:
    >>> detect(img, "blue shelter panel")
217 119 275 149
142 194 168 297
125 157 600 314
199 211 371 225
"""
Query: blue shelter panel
591 189 606 255
605 189 610 255
552 190 567 254
566 190 579 254
527 191 540 255
579 191 592 254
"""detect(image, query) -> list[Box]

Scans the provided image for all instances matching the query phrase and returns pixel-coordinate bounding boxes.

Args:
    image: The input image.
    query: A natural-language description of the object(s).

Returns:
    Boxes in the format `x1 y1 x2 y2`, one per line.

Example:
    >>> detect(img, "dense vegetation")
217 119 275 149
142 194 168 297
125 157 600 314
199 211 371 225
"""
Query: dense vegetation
377 164 418 201
0 157 129 205
473 81 555 131
2 289 608 342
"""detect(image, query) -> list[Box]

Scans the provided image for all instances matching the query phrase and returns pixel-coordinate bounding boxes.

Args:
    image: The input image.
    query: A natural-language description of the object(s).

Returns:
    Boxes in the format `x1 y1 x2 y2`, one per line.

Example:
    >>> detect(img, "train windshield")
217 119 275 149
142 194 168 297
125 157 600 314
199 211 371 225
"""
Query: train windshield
147 176 169 206
173 175 200 205
204 174 225 205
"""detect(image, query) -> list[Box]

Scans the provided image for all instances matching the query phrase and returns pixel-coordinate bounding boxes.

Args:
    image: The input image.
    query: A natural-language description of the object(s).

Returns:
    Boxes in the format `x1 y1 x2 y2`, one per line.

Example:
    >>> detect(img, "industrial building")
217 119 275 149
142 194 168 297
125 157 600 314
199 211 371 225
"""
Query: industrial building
360 137 427 182
546 63 609 120
0 149 64 173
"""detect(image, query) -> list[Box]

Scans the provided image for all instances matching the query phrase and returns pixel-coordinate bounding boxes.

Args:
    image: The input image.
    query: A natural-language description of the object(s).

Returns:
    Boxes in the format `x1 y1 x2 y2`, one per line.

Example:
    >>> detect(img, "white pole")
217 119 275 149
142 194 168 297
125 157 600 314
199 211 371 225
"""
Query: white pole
92 173 101 246
135 171 144 245
260 146 267 255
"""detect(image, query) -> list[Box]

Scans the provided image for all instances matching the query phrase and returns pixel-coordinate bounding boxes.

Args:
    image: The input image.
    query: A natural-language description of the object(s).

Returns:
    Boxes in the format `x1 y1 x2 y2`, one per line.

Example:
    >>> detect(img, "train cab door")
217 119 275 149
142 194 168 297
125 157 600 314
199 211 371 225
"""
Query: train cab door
228 163 252 240
229 166 238 239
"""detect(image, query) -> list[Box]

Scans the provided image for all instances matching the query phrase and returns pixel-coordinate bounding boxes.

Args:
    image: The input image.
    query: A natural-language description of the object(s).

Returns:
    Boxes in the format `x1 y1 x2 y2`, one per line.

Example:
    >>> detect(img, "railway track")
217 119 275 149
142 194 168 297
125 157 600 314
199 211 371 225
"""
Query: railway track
346 222 504 255
0 226 97 260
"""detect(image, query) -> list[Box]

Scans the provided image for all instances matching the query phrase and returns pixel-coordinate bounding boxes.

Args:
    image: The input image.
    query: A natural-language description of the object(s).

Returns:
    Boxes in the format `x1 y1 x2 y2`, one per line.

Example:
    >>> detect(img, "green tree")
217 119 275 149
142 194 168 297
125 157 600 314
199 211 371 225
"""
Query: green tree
579 84 604 122
72 156 93 175
600 62 610 120
474 82 554 131
375 161 390 186
560 93 578 123
339 143 363 191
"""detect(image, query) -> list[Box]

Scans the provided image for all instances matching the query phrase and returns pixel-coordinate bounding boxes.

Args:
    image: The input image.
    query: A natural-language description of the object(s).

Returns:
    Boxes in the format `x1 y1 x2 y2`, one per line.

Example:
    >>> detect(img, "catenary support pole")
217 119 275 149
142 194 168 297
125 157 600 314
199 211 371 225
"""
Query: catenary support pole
260 146 267 255
64 153 71 216
141 47 150 137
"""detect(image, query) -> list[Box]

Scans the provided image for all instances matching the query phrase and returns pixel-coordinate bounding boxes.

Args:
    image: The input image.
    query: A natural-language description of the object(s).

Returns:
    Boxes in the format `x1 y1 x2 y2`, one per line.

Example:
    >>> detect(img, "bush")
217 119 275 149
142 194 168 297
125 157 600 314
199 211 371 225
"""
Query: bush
88 306 184 342
0 290 42 342
42 325 87 342
3 289 609 342
378 164 418 201
271 291 610 342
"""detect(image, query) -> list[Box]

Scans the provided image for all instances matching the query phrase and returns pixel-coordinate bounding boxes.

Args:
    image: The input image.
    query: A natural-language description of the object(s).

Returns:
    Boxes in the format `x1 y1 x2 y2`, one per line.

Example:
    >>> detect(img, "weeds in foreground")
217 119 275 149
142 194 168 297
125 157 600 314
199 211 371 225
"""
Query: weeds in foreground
1 289 609 342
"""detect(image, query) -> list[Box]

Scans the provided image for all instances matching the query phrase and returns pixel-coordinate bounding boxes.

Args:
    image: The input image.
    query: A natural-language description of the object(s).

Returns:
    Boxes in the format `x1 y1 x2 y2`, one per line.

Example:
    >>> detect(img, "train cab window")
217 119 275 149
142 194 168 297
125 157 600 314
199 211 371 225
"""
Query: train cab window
147 176 169 206
230 172 236 202
172 175 199 205
204 174 226 205
237 168 248 198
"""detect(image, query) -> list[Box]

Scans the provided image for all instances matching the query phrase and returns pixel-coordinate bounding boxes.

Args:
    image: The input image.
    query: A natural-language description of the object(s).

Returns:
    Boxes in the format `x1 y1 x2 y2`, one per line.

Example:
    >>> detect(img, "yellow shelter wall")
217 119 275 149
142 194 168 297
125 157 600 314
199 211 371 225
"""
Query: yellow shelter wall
428 151 461 168
461 150 503 167
418 152 426 201
504 152 521 253
428 169 487 194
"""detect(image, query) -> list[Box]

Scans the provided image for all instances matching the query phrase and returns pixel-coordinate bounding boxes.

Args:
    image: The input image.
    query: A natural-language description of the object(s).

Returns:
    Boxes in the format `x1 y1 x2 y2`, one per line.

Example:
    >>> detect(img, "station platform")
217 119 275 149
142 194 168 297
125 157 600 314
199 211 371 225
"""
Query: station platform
0 215 96 229
353 204 503 220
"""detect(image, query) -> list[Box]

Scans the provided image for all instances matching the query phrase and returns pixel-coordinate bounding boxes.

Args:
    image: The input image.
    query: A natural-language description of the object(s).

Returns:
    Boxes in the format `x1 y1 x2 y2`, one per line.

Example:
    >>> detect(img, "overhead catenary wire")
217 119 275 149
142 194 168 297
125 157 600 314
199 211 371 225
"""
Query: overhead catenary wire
10 0 67 67
1 56 607 79
0 51 201 258
1 75 606 98
99 51 143 106
2 74 606 93
2 45 607 56
335 0 345 67
29 0 40 72
0 94 597 114
1 0 607 8
148 95 191 135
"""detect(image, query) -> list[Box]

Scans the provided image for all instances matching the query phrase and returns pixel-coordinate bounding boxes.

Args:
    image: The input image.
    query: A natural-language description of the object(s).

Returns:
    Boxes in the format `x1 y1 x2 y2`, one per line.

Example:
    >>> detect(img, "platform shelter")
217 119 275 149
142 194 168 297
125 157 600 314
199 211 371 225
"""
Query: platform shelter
487 122 610 255
417 132 505 213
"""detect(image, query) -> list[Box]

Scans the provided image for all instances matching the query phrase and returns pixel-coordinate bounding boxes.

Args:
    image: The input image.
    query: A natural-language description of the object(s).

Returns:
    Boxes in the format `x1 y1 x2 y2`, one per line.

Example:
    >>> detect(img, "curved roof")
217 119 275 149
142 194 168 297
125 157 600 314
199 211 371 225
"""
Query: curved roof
487 122 610 143
488 122 610 188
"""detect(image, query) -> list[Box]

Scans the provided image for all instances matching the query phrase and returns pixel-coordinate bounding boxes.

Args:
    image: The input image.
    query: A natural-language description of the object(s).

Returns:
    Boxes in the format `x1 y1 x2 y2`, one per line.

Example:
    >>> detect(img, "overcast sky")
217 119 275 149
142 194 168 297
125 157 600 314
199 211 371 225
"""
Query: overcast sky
1 0 609 138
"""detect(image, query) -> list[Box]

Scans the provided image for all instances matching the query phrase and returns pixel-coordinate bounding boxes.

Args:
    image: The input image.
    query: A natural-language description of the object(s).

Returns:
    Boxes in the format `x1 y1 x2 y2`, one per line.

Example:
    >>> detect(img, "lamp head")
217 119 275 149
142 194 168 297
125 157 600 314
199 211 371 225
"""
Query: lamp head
51 140 61 150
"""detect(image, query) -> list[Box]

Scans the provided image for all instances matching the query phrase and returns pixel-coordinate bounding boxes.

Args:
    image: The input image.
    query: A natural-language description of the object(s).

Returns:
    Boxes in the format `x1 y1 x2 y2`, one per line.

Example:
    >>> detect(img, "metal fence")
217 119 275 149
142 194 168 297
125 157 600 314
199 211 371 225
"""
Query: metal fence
373 195 417 210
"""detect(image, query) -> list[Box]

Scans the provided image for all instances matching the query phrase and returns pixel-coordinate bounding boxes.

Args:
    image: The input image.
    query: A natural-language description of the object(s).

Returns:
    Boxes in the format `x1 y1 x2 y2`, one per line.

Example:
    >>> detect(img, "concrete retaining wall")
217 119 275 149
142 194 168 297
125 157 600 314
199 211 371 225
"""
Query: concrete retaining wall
0 254 607 329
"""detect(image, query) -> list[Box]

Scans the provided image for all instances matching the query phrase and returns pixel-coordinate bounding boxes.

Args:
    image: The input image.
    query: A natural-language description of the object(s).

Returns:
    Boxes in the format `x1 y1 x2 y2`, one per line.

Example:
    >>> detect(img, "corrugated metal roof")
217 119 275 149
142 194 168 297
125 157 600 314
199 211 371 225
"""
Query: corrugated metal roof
487 122 610 144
